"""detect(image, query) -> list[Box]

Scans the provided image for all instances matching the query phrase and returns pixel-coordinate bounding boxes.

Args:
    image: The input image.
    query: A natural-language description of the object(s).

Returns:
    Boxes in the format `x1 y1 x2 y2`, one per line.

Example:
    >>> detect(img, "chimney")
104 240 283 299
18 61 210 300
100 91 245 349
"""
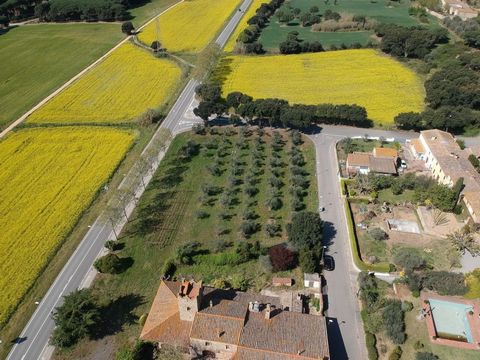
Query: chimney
248 301 253 311
265 303 272 320
209 300 213 308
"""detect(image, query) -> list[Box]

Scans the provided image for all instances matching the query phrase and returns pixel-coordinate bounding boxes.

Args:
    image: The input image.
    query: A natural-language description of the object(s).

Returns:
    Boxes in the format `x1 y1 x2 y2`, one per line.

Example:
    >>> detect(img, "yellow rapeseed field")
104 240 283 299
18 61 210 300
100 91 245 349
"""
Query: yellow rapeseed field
0 127 135 326
27 42 181 124
224 0 265 52
219 49 425 124
138 0 242 53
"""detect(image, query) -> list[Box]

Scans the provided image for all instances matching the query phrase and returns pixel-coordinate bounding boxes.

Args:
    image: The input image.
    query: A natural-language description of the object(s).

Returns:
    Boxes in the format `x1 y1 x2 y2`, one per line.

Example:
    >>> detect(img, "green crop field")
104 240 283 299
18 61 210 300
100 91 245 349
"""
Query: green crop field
0 24 123 129
259 0 439 50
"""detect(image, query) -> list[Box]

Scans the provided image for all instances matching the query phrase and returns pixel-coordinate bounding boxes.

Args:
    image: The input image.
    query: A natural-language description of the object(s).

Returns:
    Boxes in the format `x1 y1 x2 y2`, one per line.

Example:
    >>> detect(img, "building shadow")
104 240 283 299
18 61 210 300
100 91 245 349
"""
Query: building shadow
326 317 349 360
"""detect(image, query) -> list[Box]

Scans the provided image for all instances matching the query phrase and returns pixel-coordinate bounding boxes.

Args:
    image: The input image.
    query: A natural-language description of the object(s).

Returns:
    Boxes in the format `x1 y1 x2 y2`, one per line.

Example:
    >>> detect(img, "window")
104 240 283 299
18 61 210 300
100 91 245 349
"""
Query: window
205 342 210 346
226 345 230 350
187 307 191 311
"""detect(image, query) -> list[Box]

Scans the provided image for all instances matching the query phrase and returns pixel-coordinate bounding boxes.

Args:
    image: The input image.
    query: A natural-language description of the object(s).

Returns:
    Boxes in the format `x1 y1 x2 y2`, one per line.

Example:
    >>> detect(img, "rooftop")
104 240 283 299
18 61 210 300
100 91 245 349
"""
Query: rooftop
411 138 425 154
373 147 398 159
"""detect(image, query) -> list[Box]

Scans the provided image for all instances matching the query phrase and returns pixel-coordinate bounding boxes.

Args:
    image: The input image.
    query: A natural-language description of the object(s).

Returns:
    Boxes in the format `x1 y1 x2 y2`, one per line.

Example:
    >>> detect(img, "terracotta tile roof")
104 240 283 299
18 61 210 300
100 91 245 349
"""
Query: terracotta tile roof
234 347 323 359
411 139 425 154
464 192 480 216
373 147 398 159
190 312 244 345
347 152 370 167
200 299 247 319
239 310 329 359
140 281 191 346
369 157 397 174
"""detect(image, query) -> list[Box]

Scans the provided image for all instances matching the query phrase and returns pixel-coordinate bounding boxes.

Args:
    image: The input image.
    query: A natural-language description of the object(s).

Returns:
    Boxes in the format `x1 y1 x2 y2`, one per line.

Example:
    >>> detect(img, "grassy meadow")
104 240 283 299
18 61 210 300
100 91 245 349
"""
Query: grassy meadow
0 24 123 129
216 49 425 125
128 0 180 27
137 0 242 53
27 42 182 124
260 0 439 50
53 127 317 359
0 127 135 327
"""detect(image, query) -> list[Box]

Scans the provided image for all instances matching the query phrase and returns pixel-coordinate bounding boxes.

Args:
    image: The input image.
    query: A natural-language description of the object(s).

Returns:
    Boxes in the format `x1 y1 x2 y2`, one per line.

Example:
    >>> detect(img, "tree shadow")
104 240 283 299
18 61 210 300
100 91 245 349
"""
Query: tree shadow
93 293 144 339
322 221 337 248
0 25 18 36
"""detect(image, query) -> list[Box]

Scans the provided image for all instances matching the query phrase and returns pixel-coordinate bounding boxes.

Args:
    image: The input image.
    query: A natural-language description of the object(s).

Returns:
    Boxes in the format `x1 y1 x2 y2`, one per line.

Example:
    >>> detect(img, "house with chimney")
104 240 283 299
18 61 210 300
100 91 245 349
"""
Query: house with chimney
416 129 480 223
140 279 330 359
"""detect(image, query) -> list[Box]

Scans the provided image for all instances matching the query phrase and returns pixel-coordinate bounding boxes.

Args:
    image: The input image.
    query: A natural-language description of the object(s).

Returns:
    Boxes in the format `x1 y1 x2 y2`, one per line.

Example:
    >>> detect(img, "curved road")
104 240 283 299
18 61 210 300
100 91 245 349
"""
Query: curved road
5 1 252 359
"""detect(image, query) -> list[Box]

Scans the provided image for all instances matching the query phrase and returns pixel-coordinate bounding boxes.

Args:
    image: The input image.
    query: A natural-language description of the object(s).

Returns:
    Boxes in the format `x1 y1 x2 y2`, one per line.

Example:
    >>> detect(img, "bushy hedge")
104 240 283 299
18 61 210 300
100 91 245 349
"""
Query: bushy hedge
365 332 379 360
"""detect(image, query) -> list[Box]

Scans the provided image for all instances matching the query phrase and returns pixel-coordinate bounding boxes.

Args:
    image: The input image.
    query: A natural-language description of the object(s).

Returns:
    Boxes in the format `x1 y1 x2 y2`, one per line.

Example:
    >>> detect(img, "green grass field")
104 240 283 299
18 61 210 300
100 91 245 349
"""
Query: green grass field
53 128 318 359
0 24 123 129
259 0 438 50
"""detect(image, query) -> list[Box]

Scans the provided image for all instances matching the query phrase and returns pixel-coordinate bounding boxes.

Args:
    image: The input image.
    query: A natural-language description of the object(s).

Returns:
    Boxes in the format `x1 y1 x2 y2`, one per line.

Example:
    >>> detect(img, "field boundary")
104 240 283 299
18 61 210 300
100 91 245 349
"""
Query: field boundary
0 0 184 140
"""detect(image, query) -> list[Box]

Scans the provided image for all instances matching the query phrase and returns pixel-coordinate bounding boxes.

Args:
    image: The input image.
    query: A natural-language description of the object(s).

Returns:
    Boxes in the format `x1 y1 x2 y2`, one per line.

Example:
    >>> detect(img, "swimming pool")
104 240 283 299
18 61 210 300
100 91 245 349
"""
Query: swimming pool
429 298 474 343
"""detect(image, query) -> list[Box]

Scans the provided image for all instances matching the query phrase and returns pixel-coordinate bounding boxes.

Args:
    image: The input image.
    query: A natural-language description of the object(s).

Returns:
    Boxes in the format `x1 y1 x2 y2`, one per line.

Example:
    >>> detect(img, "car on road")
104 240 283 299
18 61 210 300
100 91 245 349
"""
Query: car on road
400 159 407 169
323 255 335 271
319 206 325 212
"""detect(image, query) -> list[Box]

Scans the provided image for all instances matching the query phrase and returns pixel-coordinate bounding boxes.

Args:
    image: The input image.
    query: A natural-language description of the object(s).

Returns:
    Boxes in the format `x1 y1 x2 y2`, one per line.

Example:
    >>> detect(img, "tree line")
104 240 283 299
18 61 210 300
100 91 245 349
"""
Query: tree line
193 84 372 129
394 51 480 133
234 0 285 54
0 0 147 23
443 15 480 49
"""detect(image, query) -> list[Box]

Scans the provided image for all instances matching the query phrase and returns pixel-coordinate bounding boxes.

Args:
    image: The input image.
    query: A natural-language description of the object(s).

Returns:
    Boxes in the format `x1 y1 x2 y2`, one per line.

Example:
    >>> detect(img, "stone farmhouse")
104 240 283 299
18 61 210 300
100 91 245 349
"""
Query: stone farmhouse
441 0 478 20
411 129 480 223
346 147 398 176
140 279 330 359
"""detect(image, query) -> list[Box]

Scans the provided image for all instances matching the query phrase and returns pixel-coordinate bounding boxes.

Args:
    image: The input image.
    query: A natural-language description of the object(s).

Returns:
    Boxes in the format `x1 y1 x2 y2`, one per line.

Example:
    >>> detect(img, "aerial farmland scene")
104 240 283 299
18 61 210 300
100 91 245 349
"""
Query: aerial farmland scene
0 0 480 359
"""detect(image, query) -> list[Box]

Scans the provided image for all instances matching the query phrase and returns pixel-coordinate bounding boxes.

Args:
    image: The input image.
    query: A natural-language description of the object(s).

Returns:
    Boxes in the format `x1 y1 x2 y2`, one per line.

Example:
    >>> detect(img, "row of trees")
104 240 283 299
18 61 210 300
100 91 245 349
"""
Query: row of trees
193 84 372 129
279 31 324 54
234 0 285 54
0 0 147 23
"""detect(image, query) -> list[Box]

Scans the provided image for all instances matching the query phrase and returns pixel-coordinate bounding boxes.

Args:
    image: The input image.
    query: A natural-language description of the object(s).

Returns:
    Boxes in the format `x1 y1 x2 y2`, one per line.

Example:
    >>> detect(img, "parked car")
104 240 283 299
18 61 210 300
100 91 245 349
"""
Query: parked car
400 159 407 169
323 255 335 271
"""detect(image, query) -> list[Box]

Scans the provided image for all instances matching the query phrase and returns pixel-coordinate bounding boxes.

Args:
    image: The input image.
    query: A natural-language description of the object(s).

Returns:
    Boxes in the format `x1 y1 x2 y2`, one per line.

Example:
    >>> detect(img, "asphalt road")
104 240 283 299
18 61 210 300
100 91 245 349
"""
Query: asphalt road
5 1 251 359
308 125 420 360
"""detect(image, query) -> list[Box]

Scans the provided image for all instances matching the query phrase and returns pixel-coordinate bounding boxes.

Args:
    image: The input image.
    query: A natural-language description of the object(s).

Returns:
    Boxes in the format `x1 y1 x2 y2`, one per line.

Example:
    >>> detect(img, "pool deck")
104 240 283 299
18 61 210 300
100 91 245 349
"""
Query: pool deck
422 292 480 350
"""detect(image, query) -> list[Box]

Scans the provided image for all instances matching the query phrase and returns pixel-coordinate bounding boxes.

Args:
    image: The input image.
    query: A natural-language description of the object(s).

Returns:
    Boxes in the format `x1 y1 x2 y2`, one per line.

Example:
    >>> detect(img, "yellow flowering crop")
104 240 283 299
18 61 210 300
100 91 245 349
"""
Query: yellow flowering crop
0 127 135 325
224 0 265 52
219 49 425 124
138 0 242 53
27 42 181 124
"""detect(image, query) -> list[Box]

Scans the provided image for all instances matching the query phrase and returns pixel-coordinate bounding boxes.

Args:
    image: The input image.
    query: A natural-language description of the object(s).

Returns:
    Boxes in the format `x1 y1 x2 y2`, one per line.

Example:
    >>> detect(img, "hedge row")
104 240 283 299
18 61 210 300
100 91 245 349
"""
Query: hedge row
344 198 391 273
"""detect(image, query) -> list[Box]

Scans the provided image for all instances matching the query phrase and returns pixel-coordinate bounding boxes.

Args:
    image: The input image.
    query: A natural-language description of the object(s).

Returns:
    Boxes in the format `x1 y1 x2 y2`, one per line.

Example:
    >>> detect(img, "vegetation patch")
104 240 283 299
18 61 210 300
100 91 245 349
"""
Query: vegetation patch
27 42 181 124
218 49 424 125
0 127 135 327
138 0 242 53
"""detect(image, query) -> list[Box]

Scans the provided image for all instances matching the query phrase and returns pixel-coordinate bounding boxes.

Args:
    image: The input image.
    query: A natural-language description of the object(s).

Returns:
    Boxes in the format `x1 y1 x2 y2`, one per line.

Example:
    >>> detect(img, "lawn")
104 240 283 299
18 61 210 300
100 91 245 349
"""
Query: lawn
52 127 317 359
27 42 182 125
259 0 439 50
0 127 135 327
0 23 123 130
217 49 425 125
137 0 242 53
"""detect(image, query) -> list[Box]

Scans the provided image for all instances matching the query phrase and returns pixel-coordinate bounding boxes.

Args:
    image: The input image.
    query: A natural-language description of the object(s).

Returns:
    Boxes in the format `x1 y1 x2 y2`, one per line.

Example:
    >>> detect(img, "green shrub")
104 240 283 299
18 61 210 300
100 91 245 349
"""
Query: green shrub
368 227 389 241
196 210 209 219
393 247 426 272
422 271 467 296
388 346 403 360
94 253 124 274
162 259 176 278
401 301 414 312
365 332 378 360
104 240 121 251
383 300 406 344
413 340 424 350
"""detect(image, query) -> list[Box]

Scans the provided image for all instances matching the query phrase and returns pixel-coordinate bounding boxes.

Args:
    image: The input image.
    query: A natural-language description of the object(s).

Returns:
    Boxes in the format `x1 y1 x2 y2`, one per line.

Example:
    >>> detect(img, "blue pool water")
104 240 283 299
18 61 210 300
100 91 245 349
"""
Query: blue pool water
429 298 474 343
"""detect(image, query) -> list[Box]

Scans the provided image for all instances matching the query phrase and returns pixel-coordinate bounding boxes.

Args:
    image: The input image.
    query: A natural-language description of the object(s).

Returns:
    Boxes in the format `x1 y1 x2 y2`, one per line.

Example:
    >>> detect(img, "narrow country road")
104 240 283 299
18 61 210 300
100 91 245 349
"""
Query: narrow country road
308 125 416 360
5 1 252 359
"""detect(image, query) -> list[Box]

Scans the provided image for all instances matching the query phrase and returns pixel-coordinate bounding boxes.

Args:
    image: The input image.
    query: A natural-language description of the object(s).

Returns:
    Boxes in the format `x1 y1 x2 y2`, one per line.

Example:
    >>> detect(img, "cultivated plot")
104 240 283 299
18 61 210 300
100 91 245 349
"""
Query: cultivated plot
0 127 135 326
218 49 425 125
27 42 182 124
0 23 123 129
138 0 242 53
